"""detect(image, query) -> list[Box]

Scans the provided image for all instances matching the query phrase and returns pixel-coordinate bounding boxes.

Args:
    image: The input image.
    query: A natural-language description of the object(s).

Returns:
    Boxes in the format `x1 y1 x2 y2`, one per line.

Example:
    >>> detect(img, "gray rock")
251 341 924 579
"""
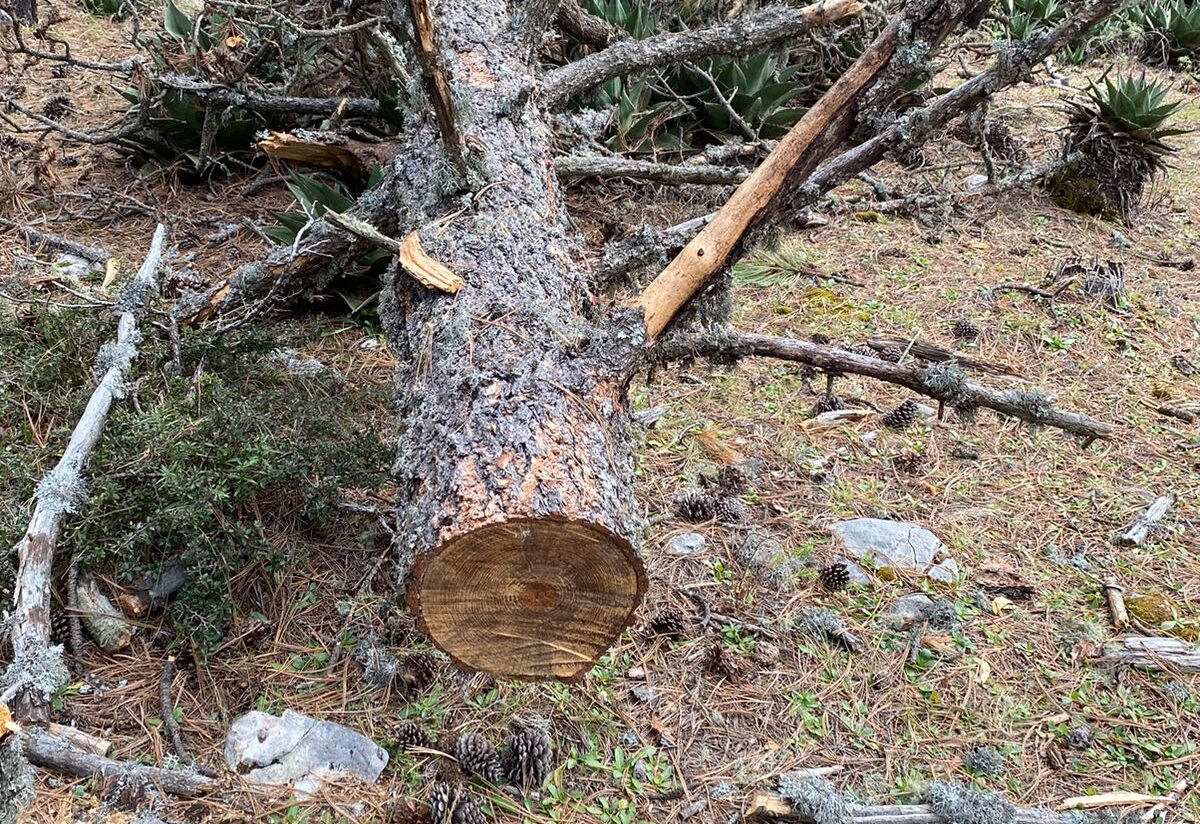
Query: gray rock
225 710 387 797
666 532 705 556
835 556 873 585
928 558 960 583
830 518 951 580
883 594 934 628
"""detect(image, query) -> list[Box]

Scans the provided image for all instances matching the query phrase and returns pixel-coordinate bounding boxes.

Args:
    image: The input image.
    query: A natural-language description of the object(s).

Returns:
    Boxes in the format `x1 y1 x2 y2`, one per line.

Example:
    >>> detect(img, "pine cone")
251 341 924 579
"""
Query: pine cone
647 609 687 639
454 732 502 782
712 496 747 524
951 318 981 340
399 652 437 694
881 399 921 430
891 451 925 474
810 332 832 345
715 465 748 494
427 783 456 824
1064 726 1092 750
879 345 905 363
501 725 553 791
453 798 486 824
43 94 71 120
394 721 433 753
671 491 715 522
50 607 71 646
818 562 851 592
812 394 844 416
850 344 876 358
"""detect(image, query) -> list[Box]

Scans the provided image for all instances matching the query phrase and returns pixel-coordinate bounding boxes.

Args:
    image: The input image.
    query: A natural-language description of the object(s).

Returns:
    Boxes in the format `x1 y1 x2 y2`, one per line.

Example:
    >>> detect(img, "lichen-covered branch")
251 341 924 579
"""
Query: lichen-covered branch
540 0 864 108
156 74 381 118
2 225 167 723
20 726 215 798
556 155 748 185
667 329 1115 441
555 0 624 48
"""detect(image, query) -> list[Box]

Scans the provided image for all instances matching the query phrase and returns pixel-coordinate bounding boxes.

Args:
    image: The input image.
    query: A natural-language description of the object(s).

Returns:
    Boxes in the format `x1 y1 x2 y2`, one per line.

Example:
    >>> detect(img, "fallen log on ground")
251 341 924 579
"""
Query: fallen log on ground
1 225 166 722
20 725 216 798
1097 636 1200 673
171 0 1121 680
1112 494 1176 546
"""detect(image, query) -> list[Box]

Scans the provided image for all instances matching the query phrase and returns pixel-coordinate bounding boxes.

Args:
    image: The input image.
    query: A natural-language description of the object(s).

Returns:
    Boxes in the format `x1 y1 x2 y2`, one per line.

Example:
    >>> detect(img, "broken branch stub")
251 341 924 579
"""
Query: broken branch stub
635 8 904 340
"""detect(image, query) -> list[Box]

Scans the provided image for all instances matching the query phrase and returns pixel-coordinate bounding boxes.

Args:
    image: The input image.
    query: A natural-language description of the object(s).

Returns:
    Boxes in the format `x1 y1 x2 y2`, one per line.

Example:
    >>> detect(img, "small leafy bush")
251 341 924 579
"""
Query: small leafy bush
0 306 390 654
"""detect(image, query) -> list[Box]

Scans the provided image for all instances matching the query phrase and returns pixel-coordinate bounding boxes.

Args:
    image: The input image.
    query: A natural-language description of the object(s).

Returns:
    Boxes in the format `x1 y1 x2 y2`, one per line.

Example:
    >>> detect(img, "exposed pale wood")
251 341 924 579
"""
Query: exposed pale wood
44 723 112 757
1113 494 1176 546
747 794 1068 824
257 131 396 178
3 225 166 723
635 12 901 339
1057 792 1173 811
405 0 469 176
322 212 464 294
1097 636 1200 673
1103 580 1128 630
21 726 216 798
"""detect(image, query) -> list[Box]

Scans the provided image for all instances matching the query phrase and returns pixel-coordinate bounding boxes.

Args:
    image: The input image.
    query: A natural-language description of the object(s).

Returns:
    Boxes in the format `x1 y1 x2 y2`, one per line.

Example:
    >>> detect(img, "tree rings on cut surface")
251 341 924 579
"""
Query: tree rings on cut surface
410 518 644 681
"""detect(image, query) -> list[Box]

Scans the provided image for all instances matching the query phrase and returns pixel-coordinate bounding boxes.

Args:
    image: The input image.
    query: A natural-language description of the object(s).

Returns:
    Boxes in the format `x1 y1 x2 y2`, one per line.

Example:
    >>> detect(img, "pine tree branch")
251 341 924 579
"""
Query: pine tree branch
540 0 864 108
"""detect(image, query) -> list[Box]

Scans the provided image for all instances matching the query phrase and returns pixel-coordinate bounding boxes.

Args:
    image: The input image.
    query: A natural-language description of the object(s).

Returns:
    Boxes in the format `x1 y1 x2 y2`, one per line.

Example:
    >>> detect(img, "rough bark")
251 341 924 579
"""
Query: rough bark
555 0 624 48
378 1 647 681
21 726 215 798
2 225 166 722
11 0 35 24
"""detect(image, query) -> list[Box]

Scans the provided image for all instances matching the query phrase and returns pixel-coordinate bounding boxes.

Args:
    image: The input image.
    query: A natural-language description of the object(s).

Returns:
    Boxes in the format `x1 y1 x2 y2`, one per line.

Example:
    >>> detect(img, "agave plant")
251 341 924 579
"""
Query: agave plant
1051 73 1187 222
670 53 808 139
1125 0 1200 62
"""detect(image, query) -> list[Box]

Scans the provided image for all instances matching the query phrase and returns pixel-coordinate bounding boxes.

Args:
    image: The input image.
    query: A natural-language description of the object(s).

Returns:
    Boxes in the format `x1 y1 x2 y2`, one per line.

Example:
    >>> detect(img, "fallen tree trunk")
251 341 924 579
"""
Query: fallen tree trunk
378 4 647 682
174 0 1121 680
2 225 166 722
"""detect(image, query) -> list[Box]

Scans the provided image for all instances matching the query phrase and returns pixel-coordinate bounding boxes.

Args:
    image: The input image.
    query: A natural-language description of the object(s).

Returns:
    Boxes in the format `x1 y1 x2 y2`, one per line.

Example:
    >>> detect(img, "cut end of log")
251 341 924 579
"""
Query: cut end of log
409 518 645 681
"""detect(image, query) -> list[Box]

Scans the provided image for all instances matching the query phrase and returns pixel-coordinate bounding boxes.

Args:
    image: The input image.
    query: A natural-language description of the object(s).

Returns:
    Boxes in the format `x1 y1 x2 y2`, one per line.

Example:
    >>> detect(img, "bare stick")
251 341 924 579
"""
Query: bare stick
2 225 167 723
406 0 469 177
1102 581 1128 630
541 0 864 107
635 7 904 340
21 726 215 798
1113 494 1176 547
323 212 464 293
556 155 748 185
747 795 1069 824
159 656 191 764
676 330 1114 440
0 218 109 264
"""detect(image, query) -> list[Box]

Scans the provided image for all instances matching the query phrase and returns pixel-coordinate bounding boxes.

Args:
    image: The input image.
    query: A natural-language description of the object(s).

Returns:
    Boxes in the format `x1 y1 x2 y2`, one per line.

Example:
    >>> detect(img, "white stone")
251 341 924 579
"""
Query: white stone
225 710 387 797
666 532 705 556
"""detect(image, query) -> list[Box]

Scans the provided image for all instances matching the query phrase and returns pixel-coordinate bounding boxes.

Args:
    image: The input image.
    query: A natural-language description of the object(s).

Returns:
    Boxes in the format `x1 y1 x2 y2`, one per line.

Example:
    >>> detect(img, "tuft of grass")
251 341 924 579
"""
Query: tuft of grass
733 243 826 288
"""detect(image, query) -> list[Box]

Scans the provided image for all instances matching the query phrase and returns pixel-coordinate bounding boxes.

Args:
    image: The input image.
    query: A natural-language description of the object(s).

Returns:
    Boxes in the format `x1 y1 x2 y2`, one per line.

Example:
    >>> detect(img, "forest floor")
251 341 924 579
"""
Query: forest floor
2 6 1199 824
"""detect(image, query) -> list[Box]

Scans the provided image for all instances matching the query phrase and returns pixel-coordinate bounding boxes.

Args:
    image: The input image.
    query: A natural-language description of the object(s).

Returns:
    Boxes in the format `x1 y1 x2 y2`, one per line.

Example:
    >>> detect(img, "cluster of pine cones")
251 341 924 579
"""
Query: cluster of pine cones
670 465 749 524
394 722 555 823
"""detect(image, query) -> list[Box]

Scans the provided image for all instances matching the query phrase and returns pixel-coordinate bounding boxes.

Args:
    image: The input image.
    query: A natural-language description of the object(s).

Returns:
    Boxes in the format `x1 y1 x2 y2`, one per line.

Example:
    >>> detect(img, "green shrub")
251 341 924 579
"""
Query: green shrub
0 306 390 654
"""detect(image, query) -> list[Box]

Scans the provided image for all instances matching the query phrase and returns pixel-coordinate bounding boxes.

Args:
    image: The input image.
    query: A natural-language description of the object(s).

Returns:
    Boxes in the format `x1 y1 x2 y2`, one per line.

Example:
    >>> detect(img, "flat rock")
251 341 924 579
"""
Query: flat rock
666 532 705 556
830 518 946 572
835 556 873 586
225 710 387 797
928 558 960 583
883 594 934 627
